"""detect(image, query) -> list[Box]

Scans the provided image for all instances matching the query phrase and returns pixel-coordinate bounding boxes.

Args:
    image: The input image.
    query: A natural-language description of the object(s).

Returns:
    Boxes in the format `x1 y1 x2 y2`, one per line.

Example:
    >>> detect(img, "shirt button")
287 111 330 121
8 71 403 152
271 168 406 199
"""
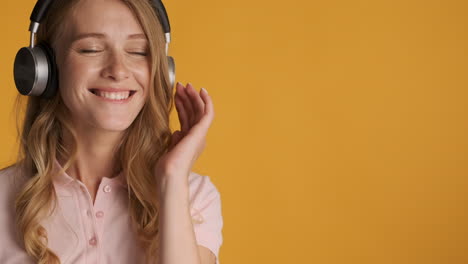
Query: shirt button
192 214 204 224
197 215 204 223
103 185 112 193
96 211 104 218
89 236 97 246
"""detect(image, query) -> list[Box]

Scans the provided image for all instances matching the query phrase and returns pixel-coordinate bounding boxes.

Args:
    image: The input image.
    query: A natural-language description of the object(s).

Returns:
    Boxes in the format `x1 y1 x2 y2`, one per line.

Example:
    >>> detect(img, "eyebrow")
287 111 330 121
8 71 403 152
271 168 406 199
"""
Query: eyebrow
71 33 147 42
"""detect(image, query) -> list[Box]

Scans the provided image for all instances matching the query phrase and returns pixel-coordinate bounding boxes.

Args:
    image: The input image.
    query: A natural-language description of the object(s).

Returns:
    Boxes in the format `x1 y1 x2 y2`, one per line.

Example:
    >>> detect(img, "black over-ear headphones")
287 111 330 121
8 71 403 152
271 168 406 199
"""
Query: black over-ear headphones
13 0 175 99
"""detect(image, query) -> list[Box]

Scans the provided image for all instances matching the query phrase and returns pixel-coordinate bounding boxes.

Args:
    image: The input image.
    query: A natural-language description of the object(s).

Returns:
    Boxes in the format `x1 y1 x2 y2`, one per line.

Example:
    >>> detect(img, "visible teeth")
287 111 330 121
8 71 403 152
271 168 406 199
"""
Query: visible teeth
95 91 130 100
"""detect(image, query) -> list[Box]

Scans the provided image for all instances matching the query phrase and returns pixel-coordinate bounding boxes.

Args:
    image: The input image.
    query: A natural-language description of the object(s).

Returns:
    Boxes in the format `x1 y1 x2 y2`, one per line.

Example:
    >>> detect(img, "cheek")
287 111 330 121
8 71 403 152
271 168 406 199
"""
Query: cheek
60 54 97 84
57 55 96 108
134 63 151 97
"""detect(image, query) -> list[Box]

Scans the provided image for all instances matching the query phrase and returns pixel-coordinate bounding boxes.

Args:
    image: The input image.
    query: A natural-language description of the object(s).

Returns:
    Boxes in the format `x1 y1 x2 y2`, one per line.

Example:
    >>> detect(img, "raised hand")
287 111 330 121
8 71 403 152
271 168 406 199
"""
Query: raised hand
154 82 215 193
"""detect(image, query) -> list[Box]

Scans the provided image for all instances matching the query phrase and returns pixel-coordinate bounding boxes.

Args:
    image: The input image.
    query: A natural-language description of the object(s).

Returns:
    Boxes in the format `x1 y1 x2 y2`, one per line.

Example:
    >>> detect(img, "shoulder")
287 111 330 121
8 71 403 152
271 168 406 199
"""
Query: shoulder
0 164 23 217
0 164 27 202
188 171 221 207
0 165 34 262
0 164 18 179
0 164 31 224
0 164 22 199
187 171 224 263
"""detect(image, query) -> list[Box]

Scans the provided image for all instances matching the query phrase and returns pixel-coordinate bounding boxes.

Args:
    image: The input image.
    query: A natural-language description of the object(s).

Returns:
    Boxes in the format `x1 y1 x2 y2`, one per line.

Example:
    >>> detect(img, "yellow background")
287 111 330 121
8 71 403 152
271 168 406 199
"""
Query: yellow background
1 0 467 263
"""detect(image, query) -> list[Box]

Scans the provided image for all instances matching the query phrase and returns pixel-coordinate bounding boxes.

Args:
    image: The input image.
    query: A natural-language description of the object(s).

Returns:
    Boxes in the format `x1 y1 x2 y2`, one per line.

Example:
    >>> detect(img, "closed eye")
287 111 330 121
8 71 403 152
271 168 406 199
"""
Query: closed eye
79 49 101 54
79 50 147 56
131 52 148 56
79 50 148 57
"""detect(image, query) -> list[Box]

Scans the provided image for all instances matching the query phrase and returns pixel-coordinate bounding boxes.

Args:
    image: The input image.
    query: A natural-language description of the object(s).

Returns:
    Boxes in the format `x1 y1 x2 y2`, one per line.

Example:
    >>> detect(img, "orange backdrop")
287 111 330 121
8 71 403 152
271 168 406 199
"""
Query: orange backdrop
1 0 467 263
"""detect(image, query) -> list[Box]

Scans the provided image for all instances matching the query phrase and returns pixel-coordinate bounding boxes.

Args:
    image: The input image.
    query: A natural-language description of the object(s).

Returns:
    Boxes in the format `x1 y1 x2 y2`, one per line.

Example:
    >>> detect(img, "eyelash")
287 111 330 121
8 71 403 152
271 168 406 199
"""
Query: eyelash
79 50 148 56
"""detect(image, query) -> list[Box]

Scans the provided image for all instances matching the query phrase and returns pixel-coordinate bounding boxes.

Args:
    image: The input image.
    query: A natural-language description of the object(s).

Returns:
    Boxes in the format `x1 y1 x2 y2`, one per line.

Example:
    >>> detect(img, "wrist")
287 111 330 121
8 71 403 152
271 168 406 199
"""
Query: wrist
158 174 189 201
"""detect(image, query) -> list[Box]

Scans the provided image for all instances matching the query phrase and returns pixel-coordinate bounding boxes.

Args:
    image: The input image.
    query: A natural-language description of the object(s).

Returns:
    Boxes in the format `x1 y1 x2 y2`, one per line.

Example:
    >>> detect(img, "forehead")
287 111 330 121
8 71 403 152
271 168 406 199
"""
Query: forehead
65 0 145 39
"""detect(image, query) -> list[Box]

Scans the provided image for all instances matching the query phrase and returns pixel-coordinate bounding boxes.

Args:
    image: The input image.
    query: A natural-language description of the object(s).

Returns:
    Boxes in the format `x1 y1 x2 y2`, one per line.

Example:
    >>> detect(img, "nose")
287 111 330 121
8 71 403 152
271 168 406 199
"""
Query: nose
101 51 130 81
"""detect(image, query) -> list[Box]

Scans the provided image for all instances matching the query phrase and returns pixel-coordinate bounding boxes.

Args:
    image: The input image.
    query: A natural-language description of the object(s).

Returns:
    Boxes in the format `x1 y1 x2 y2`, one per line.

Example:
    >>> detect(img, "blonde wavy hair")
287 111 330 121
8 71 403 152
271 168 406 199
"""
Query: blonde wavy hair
12 0 174 263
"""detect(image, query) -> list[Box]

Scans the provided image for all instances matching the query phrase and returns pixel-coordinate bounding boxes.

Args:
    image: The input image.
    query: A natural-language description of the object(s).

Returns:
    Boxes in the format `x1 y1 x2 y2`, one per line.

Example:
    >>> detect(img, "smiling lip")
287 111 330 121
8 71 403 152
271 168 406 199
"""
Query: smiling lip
89 87 136 93
89 88 137 103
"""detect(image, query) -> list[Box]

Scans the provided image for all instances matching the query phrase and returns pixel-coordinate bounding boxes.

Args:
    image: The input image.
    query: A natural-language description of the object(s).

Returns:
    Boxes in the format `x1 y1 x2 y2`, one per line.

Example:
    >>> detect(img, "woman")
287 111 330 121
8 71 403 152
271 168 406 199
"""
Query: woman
0 0 223 263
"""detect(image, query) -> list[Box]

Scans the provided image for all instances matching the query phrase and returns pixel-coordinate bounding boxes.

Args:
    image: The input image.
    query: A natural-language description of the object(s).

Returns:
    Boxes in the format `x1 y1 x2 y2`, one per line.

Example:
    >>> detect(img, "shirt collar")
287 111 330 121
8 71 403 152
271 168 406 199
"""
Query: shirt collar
52 158 127 189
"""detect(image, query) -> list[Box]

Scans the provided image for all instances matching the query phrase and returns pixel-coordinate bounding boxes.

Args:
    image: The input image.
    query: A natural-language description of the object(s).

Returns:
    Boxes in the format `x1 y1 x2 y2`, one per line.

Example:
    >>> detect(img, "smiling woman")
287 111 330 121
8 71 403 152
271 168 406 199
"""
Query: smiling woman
1 0 223 264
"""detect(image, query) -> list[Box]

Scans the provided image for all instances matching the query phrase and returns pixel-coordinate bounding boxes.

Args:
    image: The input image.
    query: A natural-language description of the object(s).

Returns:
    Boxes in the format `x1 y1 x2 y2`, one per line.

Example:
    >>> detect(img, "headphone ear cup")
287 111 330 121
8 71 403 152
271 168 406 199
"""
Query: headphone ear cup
13 42 58 99
14 47 37 96
37 42 58 99
167 55 175 88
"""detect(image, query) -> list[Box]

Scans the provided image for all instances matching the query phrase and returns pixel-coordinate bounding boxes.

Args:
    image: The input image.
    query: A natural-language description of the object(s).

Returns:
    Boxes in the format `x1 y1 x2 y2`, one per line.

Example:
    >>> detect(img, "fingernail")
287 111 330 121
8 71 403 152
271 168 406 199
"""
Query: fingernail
201 87 208 94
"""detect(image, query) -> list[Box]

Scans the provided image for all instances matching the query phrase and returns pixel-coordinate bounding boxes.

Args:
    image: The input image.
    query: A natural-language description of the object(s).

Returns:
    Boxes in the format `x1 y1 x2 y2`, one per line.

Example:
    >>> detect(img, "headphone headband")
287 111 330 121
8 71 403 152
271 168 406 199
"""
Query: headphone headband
30 0 53 23
29 0 171 34
152 0 170 34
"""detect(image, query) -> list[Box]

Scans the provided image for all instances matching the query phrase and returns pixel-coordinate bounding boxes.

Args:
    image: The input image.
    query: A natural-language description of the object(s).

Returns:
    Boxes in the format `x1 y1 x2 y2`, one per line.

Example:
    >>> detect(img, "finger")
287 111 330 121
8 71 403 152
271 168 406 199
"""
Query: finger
169 130 183 150
175 84 189 133
186 87 214 139
185 83 206 124
199 87 214 126
177 82 195 127
175 83 189 133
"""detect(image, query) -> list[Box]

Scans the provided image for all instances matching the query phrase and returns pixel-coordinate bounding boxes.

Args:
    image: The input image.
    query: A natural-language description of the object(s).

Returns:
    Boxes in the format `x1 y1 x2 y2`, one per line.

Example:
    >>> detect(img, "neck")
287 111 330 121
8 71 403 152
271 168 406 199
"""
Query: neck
58 124 125 188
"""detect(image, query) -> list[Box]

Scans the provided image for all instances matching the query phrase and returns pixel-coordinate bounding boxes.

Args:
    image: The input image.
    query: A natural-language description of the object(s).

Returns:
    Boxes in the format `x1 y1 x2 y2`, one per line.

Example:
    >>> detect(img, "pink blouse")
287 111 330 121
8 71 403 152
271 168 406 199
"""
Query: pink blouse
0 160 223 264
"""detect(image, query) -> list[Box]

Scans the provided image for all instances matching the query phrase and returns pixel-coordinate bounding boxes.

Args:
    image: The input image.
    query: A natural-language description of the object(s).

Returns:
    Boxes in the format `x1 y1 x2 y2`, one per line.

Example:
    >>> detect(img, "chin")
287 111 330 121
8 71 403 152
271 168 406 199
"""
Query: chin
96 117 136 132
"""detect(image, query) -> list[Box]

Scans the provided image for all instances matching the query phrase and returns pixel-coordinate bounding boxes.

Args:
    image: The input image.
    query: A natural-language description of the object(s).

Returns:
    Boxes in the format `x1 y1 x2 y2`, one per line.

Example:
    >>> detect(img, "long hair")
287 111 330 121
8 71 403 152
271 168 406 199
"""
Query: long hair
13 0 174 263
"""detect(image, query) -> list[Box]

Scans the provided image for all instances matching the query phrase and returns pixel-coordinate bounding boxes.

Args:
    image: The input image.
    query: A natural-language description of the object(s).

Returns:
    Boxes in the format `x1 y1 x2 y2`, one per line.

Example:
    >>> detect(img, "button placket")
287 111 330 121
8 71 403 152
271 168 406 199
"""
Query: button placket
95 184 112 221
76 182 100 259
87 233 99 264
93 180 116 245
